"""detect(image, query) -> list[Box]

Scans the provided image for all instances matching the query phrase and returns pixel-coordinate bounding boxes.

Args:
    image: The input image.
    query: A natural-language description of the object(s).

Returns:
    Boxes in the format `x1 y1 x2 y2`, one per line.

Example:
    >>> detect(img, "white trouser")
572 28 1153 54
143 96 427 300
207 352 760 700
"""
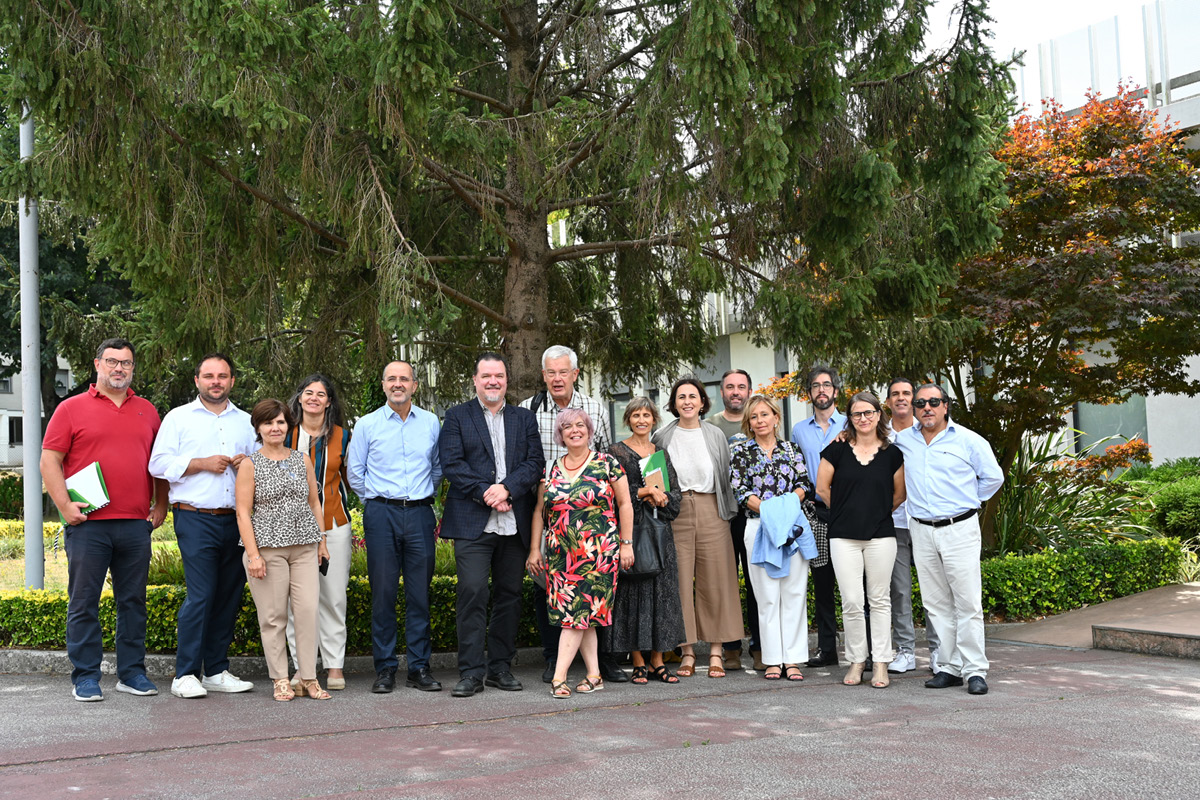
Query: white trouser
743 518 809 666
287 521 353 669
910 516 988 679
830 536 897 664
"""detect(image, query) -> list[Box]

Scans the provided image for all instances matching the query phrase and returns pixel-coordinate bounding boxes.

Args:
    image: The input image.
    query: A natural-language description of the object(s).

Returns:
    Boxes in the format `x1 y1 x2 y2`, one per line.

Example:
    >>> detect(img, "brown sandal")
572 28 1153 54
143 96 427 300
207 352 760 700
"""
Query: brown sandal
575 675 604 694
708 654 726 678
550 679 572 698
677 654 696 677
272 678 294 702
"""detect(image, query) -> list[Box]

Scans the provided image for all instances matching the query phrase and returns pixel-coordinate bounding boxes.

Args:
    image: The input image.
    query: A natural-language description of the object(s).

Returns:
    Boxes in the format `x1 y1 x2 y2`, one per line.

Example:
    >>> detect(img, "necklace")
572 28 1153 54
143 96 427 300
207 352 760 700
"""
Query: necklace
563 450 591 471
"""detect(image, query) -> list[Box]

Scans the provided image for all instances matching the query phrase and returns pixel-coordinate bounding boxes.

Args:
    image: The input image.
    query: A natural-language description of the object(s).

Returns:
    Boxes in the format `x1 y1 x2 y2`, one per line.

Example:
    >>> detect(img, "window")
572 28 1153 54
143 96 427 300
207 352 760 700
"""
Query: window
0 375 11 394
7 417 21 446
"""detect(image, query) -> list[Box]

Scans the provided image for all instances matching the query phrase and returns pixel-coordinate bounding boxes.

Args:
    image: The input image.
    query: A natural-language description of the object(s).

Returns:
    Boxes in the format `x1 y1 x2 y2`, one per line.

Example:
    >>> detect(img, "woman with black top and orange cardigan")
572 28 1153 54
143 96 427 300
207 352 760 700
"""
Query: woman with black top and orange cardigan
285 374 353 690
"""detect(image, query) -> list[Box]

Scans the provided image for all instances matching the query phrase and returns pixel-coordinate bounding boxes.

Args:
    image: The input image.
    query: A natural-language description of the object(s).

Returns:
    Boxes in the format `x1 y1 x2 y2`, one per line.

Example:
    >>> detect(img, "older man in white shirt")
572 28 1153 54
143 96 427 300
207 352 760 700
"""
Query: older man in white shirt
149 353 257 699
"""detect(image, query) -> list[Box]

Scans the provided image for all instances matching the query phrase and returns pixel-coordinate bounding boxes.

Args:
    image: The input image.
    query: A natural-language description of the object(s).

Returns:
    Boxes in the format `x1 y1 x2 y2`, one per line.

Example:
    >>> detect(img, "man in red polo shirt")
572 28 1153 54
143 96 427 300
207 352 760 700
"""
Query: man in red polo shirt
41 338 169 702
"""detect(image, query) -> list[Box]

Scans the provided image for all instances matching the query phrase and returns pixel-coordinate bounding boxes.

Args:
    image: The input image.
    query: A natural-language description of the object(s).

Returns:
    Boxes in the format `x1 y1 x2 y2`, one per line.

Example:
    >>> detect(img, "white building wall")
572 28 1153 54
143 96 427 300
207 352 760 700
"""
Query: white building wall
1144 354 1200 463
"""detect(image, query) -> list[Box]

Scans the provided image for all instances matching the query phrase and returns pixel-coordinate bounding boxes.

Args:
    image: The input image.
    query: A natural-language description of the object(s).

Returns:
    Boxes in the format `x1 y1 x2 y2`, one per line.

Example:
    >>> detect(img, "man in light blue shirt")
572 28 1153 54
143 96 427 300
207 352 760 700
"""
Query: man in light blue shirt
892 383 1003 696
789 364 846 668
347 360 443 694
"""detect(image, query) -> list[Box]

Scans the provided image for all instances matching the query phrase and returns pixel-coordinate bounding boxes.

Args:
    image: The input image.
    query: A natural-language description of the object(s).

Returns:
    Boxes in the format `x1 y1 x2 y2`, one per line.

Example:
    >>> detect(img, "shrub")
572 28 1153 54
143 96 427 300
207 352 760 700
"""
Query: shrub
0 539 1182 652
0 472 22 519
146 545 187 585
992 434 1154 556
1121 456 1200 486
1152 477 1200 539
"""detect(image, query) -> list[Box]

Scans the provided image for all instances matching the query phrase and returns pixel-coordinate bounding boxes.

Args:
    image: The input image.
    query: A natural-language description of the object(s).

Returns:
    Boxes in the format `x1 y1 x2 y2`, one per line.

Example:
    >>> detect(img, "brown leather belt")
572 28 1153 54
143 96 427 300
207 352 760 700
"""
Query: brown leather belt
172 502 235 516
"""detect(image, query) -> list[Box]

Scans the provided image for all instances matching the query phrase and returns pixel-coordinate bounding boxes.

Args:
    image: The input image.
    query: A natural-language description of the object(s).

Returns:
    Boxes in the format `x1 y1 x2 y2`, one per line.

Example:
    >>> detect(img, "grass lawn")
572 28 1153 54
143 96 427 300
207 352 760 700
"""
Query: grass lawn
0 541 180 592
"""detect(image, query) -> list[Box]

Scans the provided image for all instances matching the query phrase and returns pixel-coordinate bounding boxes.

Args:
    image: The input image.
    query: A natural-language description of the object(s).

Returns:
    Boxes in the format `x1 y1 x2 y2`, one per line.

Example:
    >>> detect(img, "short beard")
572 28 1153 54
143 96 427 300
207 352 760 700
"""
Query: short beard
199 388 228 405
723 397 745 413
812 395 834 411
100 373 132 392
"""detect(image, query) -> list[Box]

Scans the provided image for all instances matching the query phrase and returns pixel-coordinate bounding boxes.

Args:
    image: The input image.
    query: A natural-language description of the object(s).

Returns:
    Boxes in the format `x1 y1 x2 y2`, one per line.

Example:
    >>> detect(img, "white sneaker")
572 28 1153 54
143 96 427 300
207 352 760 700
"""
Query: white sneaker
171 674 208 699
202 670 254 693
929 648 941 674
888 650 916 674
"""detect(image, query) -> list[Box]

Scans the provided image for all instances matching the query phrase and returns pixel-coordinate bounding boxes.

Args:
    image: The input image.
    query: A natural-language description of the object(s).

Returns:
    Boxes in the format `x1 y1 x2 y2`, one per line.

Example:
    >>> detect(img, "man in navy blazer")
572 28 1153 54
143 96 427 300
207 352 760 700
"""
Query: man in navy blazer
438 353 545 697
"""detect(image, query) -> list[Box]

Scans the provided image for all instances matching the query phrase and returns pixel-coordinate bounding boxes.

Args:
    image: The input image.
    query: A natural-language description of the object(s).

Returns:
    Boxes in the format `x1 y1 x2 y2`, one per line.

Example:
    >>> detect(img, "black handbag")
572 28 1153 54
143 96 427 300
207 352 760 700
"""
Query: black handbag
620 506 666 580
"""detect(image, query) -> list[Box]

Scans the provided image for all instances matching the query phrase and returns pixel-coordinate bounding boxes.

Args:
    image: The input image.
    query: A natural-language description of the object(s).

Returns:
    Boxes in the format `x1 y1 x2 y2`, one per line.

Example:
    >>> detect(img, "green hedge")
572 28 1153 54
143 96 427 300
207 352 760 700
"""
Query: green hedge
0 539 1183 653
1152 477 1200 539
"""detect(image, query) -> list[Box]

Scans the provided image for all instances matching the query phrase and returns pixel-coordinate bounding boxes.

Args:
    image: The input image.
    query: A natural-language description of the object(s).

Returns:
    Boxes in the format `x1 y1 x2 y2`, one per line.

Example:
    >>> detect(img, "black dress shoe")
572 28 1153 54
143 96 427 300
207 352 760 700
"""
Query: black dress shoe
406 667 442 692
967 676 989 695
371 668 397 693
806 650 839 668
542 659 557 684
451 676 485 697
484 671 523 691
600 661 630 683
924 671 964 689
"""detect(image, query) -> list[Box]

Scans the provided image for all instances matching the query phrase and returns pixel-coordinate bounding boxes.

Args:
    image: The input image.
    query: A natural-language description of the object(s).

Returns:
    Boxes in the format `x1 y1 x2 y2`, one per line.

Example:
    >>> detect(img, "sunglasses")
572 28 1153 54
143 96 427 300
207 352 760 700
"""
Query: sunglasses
912 398 945 409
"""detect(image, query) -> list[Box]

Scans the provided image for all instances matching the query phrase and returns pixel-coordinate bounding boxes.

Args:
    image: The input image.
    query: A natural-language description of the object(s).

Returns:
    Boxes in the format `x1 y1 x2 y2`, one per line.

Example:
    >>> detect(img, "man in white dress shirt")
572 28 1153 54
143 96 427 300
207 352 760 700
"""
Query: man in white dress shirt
149 353 258 698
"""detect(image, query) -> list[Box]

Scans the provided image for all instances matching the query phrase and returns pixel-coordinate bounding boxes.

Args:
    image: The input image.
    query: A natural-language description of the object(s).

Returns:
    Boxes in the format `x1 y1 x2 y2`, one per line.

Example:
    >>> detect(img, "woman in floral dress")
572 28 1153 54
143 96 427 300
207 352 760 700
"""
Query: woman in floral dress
527 408 634 698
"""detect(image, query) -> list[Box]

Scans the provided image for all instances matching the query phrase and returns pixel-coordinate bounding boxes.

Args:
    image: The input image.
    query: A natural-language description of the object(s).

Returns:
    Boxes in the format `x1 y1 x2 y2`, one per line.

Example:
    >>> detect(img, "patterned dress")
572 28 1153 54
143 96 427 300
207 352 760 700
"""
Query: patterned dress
543 451 626 629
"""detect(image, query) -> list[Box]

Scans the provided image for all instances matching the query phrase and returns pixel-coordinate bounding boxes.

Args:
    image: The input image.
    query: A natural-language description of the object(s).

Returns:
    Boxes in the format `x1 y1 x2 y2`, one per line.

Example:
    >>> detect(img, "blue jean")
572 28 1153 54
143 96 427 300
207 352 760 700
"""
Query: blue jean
65 518 152 684
173 510 246 678
364 501 436 672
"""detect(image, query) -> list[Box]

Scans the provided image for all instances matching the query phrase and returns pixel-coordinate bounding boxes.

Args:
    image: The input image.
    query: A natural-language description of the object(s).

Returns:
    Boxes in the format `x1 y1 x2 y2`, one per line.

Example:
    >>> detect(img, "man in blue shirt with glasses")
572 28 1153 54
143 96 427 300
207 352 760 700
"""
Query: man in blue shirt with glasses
892 384 1003 696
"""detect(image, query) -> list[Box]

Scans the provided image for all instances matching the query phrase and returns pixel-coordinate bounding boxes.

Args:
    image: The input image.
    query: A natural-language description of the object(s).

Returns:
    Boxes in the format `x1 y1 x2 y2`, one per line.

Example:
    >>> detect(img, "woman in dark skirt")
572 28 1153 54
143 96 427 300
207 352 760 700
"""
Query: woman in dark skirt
601 397 686 684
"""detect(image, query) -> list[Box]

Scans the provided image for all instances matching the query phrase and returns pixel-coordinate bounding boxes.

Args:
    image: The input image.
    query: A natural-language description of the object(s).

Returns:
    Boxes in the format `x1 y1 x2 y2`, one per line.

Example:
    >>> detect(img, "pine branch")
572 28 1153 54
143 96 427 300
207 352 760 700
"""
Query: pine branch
450 3 508 42
448 86 516 117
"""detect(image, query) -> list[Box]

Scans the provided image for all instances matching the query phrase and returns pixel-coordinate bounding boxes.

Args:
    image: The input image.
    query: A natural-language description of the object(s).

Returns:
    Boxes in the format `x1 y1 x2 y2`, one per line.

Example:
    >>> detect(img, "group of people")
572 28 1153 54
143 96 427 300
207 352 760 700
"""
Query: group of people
42 339 1003 704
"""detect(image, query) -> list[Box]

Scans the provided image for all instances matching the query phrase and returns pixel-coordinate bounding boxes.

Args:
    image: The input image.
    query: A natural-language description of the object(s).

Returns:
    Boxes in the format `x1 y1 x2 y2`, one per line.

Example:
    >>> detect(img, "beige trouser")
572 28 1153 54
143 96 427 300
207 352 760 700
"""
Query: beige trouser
287 521 353 669
244 543 319 680
674 491 746 646
830 536 897 664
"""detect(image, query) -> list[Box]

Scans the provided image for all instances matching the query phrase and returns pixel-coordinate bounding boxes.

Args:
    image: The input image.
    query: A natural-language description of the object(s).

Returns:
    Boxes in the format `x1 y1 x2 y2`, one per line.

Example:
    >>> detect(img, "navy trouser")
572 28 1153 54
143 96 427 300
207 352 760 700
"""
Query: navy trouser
173 510 245 678
65 518 152 684
364 500 436 673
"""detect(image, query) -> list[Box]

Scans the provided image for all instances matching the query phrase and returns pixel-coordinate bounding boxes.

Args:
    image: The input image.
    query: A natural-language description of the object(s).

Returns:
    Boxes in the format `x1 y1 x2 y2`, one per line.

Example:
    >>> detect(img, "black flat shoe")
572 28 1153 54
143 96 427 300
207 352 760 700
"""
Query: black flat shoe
805 650 839 668
600 661 630 683
924 671 964 689
371 668 396 693
406 667 442 692
451 676 485 697
541 659 557 684
484 671 523 691
967 676 989 695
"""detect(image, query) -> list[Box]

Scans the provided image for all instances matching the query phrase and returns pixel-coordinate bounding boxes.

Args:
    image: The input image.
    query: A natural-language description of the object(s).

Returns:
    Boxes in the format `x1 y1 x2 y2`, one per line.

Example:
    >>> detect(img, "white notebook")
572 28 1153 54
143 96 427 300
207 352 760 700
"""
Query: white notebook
65 461 110 514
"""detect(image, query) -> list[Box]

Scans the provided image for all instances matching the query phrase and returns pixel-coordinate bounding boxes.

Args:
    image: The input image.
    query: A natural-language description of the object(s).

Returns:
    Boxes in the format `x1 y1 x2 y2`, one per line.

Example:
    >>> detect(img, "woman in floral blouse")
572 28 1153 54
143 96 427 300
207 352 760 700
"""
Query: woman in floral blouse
527 408 634 699
729 395 814 681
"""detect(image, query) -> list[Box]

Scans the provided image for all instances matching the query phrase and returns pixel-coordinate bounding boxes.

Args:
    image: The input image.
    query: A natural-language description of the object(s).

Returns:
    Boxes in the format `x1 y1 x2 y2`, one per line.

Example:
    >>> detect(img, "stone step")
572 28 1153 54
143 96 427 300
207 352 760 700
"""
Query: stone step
1092 612 1200 660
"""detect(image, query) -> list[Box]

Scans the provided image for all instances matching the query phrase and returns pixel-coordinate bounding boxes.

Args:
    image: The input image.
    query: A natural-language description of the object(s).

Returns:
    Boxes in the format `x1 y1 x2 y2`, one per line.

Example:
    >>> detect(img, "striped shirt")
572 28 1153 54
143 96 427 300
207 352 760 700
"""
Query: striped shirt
518 389 612 464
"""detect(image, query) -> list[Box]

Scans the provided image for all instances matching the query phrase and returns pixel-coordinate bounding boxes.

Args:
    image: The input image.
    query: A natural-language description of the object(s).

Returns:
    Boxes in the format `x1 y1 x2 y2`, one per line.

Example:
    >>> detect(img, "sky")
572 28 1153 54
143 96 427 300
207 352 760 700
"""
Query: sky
927 0 1156 107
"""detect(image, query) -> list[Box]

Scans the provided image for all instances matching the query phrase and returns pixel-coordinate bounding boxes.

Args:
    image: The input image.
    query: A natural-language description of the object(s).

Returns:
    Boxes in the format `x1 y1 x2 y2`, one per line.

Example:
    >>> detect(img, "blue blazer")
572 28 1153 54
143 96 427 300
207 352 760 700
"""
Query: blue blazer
438 400 545 547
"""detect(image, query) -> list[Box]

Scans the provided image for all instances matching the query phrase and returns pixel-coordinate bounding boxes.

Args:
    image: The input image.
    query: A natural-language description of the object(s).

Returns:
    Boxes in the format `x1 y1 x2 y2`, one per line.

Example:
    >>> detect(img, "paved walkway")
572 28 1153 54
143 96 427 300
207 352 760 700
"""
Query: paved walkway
2 636 1199 799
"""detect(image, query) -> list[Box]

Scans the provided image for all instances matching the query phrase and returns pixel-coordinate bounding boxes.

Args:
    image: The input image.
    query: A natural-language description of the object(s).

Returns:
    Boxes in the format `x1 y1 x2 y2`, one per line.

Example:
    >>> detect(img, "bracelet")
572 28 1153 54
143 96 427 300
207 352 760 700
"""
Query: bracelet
620 539 633 545
249 555 262 562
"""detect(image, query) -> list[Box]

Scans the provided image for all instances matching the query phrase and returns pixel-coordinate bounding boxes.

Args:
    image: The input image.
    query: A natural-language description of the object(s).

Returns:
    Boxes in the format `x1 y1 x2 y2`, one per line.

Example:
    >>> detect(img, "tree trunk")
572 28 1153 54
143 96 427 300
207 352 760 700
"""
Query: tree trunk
499 0 550 404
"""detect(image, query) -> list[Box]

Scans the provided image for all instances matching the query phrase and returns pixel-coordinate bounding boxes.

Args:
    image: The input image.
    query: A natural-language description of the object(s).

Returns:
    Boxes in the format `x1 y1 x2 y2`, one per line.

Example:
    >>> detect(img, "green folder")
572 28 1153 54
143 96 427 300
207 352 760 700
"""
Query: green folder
640 449 671 492
64 461 111 517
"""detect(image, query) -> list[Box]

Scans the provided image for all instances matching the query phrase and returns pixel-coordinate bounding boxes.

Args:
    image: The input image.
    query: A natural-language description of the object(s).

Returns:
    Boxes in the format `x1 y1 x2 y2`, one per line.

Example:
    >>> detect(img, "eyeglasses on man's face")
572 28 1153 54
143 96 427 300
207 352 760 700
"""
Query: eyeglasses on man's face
101 358 134 369
809 381 834 392
849 409 878 420
912 398 945 409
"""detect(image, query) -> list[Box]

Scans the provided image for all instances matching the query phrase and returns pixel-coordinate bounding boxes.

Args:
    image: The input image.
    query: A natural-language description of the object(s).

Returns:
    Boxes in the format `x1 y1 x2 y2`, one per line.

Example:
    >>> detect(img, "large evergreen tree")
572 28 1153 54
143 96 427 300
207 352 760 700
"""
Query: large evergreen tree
1 0 1009 403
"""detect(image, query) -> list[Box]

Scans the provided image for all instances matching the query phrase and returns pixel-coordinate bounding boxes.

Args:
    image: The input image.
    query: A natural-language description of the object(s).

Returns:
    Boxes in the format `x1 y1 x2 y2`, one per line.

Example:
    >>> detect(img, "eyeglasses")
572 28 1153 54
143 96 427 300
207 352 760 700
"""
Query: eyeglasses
809 381 834 392
912 398 945 409
101 358 134 369
849 410 878 420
